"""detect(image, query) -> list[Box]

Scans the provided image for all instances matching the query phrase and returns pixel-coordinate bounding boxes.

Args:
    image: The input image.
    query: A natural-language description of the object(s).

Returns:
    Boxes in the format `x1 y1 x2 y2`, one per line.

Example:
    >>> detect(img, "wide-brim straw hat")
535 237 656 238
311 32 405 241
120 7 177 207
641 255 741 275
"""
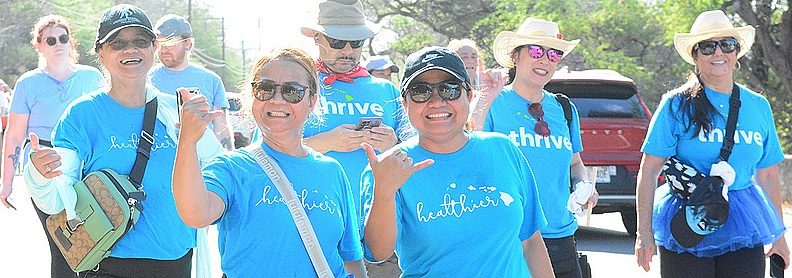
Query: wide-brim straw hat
300 0 379 41
493 18 580 68
674 10 755 65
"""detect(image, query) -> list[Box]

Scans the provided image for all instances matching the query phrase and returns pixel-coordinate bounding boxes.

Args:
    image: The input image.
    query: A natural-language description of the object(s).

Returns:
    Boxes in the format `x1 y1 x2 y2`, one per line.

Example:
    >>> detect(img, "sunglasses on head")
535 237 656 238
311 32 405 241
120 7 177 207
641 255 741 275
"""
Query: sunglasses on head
45 34 69 46
106 38 154 51
251 80 310 103
528 103 550 137
323 35 366 50
405 81 466 103
523 44 564 63
694 38 739 56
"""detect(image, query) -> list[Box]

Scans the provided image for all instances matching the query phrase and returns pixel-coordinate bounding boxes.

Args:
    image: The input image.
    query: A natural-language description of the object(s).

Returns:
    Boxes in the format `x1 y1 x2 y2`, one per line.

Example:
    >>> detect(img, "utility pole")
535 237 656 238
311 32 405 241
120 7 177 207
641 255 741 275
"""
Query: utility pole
241 40 246 82
188 0 192 21
221 17 225 84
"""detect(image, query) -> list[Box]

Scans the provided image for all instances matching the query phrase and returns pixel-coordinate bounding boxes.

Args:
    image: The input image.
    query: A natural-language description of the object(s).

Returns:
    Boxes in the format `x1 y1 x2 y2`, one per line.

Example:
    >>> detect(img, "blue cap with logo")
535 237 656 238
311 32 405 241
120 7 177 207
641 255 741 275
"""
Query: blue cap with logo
669 176 730 248
400 46 470 92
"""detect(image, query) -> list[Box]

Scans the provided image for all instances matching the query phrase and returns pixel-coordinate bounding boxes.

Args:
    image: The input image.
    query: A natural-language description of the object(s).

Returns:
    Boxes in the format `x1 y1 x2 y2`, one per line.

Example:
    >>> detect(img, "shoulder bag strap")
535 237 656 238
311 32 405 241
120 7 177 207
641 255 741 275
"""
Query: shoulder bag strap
123 97 157 210
554 93 573 130
719 84 741 162
249 145 334 278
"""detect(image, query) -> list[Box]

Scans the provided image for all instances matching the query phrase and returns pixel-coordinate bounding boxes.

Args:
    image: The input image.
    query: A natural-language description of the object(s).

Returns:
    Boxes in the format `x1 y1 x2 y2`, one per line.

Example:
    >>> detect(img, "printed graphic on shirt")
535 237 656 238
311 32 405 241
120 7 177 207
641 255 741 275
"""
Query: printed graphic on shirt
256 186 342 217
505 126 573 150
107 132 177 152
698 128 764 146
416 182 516 223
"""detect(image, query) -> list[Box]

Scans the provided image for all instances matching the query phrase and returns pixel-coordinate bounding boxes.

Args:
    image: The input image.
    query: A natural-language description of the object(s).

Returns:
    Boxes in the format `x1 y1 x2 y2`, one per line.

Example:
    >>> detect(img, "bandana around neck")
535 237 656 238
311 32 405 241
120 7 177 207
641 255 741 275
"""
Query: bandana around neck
316 59 370 85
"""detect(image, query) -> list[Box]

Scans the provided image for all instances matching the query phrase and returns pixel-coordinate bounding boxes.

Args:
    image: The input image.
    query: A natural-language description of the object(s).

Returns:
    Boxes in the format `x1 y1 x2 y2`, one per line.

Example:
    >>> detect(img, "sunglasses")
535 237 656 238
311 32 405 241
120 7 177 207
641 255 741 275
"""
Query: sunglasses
524 44 564 63
251 80 310 103
405 81 466 103
45 34 69 46
528 103 550 137
324 36 366 50
106 38 154 51
694 38 739 56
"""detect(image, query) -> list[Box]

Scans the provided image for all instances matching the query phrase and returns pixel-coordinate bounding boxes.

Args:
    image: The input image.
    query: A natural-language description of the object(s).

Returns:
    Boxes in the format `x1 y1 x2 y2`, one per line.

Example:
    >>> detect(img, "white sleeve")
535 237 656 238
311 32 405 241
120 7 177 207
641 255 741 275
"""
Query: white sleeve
24 147 83 218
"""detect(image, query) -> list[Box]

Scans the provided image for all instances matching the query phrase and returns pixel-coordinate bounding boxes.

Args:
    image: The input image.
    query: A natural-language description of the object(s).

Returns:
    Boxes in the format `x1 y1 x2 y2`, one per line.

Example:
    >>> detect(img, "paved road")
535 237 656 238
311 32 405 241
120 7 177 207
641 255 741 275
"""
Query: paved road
1 175 787 277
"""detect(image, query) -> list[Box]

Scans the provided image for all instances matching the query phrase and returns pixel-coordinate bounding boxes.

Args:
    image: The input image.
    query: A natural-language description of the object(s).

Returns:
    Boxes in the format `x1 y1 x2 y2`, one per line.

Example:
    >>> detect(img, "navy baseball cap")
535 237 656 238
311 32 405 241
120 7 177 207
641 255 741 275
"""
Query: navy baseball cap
155 14 193 39
96 4 155 45
401 47 470 92
670 176 730 248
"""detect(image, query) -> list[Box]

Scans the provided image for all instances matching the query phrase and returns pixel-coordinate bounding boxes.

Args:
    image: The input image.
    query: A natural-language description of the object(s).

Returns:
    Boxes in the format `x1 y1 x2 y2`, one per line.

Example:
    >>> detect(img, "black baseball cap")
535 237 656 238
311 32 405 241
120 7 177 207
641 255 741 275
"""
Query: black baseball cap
96 4 155 45
669 176 730 248
401 46 470 92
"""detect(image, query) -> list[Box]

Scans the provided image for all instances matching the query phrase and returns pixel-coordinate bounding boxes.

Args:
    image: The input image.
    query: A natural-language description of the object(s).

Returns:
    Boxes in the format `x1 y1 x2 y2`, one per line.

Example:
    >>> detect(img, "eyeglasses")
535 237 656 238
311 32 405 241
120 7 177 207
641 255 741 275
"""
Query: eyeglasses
694 38 739 56
528 103 550 137
251 80 310 103
45 35 69 46
106 38 154 51
156 38 189 49
405 81 466 103
524 44 564 63
324 36 366 50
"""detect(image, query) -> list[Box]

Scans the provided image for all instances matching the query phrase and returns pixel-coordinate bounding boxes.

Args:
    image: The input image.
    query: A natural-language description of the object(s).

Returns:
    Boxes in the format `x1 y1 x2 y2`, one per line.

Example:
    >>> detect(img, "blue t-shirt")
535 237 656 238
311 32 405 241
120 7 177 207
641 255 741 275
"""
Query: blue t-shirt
11 65 104 141
203 142 363 277
361 132 546 278
304 75 412 222
148 64 229 108
484 88 583 238
642 84 785 190
52 90 194 260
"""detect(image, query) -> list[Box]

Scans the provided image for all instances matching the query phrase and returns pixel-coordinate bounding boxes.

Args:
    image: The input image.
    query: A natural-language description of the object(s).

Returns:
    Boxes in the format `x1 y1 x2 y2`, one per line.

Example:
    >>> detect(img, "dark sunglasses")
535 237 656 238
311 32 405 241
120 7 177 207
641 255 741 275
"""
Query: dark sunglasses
528 103 550 137
694 38 739 56
251 80 310 103
524 44 564 63
106 38 154 51
324 36 366 50
405 81 466 103
45 34 69 46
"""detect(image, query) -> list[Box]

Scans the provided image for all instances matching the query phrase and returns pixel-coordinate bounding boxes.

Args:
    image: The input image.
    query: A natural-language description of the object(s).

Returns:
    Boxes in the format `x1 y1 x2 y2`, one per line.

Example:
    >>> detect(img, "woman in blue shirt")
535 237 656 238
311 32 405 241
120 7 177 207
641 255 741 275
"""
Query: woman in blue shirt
635 10 788 277
361 47 553 277
172 47 365 278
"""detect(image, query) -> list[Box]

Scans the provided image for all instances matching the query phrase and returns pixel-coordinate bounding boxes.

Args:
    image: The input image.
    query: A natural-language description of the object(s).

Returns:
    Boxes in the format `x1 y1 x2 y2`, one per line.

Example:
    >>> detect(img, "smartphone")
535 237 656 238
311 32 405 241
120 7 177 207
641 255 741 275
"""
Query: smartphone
355 117 382 131
771 254 785 278
176 87 200 118
5 196 16 210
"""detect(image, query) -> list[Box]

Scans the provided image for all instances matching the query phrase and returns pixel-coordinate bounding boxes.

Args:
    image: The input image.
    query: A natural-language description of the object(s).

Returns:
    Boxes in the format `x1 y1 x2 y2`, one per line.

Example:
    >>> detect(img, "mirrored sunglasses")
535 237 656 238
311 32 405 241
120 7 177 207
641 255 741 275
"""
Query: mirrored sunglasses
694 38 739 56
525 44 564 63
405 81 465 103
324 36 366 50
251 80 309 104
106 38 154 51
45 34 70 46
528 103 550 137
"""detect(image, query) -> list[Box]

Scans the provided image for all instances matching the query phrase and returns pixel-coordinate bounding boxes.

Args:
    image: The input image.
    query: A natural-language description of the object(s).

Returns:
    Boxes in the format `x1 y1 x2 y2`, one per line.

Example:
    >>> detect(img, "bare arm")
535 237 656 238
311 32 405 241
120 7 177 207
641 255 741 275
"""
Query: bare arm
471 69 508 131
173 91 225 228
521 231 554 278
634 153 666 271
570 153 598 208
0 112 29 208
343 260 367 278
303 124 367 154
211 107 234 151
756 165 790 267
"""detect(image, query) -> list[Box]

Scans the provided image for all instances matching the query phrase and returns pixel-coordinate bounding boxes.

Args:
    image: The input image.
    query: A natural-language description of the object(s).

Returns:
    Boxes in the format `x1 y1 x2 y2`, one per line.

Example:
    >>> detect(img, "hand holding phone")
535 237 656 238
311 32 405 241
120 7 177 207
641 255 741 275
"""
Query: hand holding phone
771 254 785 278
176 87 200 118
355 117 382 131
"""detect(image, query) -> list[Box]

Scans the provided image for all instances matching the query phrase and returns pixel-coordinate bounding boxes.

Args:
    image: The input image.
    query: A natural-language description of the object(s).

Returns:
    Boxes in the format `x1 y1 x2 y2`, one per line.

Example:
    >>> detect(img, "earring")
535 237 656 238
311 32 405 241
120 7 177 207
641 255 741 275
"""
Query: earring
735 61 742 70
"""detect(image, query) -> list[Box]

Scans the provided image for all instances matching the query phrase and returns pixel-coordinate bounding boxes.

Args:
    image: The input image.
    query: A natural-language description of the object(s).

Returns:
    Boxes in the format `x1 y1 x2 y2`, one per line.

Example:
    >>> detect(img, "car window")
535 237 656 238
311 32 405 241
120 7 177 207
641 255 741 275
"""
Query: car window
227 97 241 112
545 82 648 119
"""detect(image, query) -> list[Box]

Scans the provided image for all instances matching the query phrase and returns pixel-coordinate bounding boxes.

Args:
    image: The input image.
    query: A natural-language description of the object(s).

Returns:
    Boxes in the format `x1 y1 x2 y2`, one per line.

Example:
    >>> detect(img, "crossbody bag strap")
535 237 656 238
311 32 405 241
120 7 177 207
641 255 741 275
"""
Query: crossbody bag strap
249 145 333 278
718 84 741 162
128 97 157 188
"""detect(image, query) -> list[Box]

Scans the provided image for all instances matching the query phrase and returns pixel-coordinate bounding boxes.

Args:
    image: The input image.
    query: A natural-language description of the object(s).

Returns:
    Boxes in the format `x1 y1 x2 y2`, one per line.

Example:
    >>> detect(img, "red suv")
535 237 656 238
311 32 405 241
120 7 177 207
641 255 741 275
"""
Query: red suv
545 69 652 235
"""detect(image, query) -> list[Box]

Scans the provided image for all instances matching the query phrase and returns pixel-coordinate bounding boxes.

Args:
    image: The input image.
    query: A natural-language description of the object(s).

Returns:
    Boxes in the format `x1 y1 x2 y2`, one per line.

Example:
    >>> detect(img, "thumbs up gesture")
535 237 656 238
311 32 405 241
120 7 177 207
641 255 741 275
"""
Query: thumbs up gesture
28 133 62 179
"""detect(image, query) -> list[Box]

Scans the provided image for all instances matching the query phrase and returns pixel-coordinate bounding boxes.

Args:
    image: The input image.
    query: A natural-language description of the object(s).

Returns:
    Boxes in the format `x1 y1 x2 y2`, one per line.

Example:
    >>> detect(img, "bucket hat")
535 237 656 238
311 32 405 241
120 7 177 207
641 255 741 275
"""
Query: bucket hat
300 0 379 41
674 10 755 65
492 18 579 68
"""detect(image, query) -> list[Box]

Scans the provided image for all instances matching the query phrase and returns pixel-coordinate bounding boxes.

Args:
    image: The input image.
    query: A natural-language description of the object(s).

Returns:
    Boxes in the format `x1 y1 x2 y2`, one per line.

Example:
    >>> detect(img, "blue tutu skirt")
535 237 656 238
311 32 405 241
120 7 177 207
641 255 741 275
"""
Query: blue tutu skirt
652 184 785 257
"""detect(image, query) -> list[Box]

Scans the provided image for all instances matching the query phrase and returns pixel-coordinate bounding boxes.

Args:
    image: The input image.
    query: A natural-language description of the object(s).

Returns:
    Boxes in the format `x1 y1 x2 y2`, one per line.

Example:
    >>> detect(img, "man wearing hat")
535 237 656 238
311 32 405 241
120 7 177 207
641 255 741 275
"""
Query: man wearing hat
300 0 411 225
364 56 399 80
149 14 233 151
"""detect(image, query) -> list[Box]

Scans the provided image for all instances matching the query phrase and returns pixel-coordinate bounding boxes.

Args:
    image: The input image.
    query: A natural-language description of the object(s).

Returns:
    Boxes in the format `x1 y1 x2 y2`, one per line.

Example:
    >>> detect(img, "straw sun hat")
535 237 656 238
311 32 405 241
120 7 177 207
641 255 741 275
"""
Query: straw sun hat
492 18 580 68
674 10 755 65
